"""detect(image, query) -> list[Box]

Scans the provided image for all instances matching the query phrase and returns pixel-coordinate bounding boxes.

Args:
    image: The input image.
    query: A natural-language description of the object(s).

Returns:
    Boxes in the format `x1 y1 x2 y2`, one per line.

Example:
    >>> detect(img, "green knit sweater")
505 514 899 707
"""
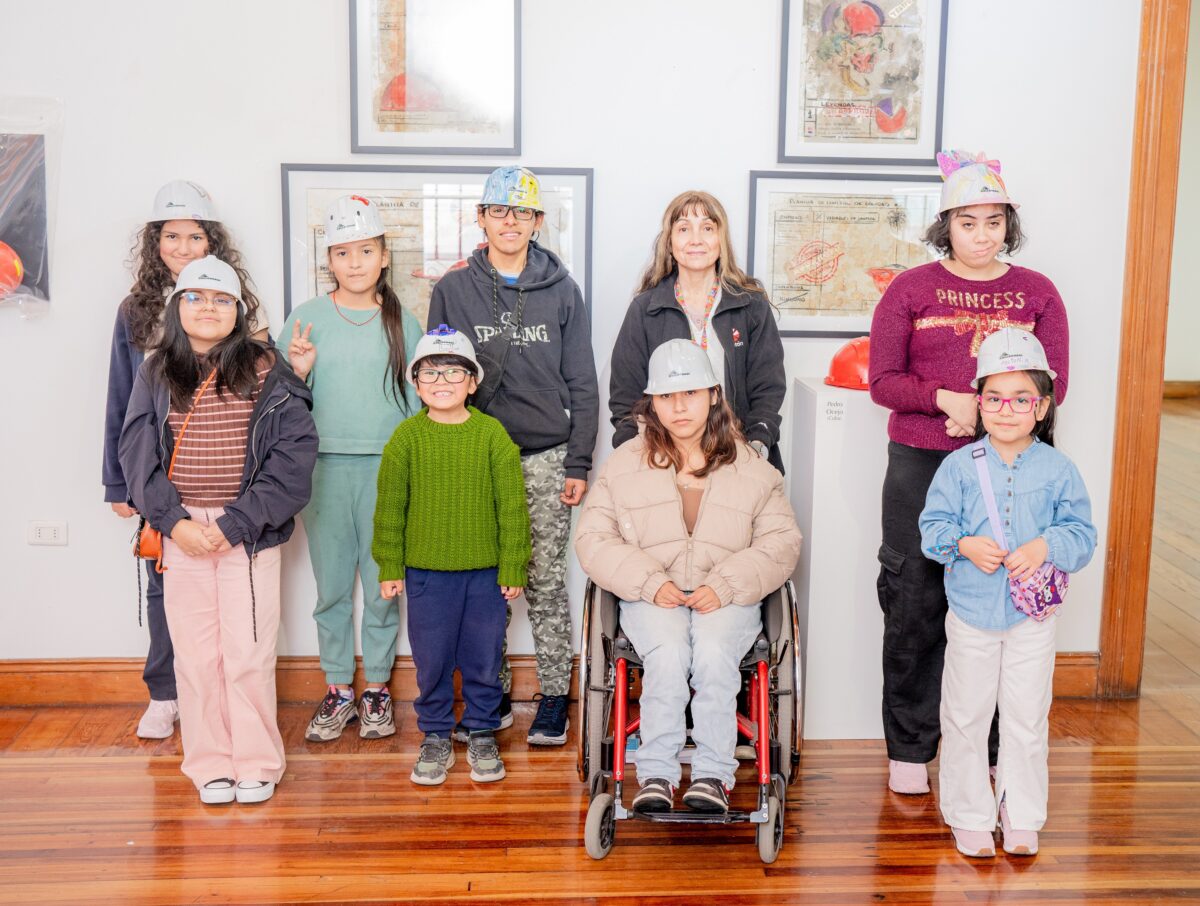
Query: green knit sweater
372 407 531 586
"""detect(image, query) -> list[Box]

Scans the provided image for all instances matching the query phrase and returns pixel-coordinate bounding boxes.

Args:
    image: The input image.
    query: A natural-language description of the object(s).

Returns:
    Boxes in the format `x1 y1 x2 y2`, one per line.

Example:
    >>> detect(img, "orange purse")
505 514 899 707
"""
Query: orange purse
132 369 218 573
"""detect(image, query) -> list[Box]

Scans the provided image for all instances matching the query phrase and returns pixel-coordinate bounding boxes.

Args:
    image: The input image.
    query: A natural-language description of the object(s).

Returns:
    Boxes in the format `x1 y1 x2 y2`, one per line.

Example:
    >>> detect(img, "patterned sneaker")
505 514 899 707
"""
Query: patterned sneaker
411 733 455 785
467 731 506 783
452 693 513 743
682 777 730 814
304 686 357 742
527 694 569 746
358 688 396 739
632 778 675 814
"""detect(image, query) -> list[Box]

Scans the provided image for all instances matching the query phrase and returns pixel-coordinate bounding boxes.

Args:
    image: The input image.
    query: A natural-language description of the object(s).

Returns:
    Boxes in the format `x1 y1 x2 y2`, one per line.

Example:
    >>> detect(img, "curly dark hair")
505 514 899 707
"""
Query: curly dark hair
123 220 263 351
630 386 744 478
922 204 1024 259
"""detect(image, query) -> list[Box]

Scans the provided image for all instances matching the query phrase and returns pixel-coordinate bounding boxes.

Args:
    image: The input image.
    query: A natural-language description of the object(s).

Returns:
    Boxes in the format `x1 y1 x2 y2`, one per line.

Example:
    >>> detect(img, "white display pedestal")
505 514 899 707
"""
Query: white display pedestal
789 377 890 740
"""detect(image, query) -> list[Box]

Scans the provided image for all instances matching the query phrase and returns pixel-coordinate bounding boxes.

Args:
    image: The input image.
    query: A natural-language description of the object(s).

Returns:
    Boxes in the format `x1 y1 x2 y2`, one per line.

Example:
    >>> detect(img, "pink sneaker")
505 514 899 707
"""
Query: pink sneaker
951 826 996 857
888 759 930 794
998 798 1039 855
137 699 178 739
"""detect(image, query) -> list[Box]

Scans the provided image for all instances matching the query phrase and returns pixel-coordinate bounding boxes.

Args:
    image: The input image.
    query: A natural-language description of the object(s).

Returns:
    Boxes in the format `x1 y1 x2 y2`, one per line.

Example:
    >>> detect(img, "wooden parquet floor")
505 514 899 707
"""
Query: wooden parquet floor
0 402 1198 904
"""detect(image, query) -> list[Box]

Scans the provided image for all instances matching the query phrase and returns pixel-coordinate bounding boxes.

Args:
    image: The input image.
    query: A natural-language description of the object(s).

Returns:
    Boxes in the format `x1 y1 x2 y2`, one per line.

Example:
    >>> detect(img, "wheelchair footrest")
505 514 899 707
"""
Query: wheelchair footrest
628 809 760 825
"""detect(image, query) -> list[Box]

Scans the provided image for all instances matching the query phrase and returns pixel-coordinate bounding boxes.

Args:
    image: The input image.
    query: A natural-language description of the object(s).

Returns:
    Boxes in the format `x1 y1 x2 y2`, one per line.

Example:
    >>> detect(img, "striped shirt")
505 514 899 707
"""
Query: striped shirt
168 359 271 506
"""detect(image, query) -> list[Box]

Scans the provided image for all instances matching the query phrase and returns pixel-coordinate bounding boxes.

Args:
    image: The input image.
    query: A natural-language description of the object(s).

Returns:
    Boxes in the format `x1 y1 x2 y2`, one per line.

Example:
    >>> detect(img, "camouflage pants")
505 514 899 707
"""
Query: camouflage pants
500 443 573 697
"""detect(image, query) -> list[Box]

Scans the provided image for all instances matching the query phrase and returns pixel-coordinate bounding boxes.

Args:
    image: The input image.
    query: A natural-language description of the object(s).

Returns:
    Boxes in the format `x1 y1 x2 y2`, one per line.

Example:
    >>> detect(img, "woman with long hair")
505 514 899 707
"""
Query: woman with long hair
280 194 421 744
576 340 802 815
102 180 269 740
609 191 787 472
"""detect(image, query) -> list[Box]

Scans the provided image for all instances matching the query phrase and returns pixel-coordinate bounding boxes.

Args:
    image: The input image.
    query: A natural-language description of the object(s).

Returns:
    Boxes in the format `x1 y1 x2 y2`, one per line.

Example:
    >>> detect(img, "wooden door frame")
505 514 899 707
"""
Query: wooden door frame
1098 0 1192 698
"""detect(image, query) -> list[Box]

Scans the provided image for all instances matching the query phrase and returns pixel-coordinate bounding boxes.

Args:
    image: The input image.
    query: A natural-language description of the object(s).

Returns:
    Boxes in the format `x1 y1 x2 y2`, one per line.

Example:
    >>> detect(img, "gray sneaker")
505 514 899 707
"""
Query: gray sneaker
305 687 357 742
411 733 455 786
358 689 396 739
466 731 506 783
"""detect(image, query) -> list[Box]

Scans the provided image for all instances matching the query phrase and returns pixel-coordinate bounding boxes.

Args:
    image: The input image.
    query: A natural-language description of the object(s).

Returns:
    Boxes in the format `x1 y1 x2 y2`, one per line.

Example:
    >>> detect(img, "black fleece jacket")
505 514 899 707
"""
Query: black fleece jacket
609 277 787 473
118 352 318 554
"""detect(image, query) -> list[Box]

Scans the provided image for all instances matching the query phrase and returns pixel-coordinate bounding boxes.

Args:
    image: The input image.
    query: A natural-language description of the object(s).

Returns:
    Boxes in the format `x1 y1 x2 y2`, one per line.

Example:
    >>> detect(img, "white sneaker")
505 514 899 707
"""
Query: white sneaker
200 778 236 805
235 780 276 804
137 699 179 739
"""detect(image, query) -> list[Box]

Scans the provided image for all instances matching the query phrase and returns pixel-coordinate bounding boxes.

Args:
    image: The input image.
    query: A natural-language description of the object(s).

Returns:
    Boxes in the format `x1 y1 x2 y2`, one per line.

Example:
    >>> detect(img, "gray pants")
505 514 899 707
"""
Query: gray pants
499 444 573 697
620 598 762 788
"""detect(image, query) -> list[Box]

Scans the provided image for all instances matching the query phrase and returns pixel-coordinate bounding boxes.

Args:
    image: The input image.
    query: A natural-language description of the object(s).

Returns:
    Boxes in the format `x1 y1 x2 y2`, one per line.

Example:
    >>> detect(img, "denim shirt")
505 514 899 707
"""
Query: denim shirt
919 436 1098 631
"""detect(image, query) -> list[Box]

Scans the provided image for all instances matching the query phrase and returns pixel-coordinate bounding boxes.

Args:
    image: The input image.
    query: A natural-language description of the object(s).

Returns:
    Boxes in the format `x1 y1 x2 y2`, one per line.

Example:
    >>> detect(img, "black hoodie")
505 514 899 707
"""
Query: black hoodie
428 242 599 480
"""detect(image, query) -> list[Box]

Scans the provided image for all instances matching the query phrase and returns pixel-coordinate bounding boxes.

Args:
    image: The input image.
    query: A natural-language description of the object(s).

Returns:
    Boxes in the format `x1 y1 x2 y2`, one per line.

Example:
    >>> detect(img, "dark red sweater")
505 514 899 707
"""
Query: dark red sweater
868 261 1069 451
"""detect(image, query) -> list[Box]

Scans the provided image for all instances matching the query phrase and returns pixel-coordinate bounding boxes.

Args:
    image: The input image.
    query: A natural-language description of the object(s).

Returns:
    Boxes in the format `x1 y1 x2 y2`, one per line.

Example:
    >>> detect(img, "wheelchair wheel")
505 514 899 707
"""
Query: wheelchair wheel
756 790 785 864
774 581 803 783
584 792 616 860
576 582 612 788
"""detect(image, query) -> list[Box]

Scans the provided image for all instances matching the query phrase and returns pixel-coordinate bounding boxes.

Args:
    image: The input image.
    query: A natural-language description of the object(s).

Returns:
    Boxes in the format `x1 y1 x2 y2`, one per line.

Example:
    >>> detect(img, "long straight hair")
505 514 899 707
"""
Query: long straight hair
148 297 267 412
637 191 764 297
329 236 409 408
125 220 263 352
630 386 744 478
973 369 1057 447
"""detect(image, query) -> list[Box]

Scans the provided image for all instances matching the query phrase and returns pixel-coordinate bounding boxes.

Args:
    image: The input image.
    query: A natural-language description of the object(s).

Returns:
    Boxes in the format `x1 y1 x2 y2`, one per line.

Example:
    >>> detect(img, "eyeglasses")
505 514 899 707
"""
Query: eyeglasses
483 204 536 221
415 367 471 385
978 393 1044 414
180 291 237 309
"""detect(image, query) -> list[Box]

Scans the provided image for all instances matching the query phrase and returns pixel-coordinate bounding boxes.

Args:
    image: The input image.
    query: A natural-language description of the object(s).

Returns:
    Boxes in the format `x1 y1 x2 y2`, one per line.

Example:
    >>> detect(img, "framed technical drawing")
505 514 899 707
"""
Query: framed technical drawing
350 0 521 155
778 0 948 165
281 164 592 322
748 170 941 337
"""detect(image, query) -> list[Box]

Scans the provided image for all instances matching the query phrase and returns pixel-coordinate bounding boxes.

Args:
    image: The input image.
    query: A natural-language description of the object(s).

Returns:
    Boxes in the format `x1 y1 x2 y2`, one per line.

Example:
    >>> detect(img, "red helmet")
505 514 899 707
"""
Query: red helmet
825 336 870 391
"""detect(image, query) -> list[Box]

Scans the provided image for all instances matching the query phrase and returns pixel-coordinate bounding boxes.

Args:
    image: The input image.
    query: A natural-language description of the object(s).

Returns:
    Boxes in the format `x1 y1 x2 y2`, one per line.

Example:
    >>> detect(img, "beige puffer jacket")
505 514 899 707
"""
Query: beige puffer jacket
575 438 803 606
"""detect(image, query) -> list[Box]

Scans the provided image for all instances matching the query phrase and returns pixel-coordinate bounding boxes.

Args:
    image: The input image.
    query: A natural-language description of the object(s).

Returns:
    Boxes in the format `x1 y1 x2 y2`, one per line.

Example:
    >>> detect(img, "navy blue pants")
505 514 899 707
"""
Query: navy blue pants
406 567 507 735
143 560 177 701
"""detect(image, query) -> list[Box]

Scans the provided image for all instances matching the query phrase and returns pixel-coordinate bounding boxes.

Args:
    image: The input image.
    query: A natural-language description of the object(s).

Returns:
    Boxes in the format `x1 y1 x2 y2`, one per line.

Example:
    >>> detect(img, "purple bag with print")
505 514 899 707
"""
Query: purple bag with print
970 442 1068 622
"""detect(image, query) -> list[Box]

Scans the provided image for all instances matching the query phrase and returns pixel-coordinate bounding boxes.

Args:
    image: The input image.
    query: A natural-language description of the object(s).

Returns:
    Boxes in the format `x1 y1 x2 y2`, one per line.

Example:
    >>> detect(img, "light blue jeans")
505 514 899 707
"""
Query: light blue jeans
619 599 762 789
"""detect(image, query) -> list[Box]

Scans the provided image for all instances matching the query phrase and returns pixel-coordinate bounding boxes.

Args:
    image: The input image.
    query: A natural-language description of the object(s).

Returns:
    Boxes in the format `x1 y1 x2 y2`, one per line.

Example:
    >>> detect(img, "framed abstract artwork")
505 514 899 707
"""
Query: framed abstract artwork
281 164 592 321
778 0 948 165
350 0 520 155
748 170 941 336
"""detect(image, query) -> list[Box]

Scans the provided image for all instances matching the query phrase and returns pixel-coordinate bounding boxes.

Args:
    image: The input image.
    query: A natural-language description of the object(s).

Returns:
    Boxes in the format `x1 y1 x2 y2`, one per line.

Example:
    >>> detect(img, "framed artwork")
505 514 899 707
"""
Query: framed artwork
747 170 941 337
281 164 592 322
778 0 948 165
0 133 50 303
350 0 521 155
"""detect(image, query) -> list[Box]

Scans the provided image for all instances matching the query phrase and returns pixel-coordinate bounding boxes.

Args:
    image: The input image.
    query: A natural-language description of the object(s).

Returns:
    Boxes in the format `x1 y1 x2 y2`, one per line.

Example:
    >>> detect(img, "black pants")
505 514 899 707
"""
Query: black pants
877 442 997 764
142 561 177 701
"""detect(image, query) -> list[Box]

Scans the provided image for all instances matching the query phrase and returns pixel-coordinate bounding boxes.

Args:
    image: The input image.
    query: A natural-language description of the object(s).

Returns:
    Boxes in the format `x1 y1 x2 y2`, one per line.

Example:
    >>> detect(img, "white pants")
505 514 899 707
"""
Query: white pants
619 599 762 789
939 609 1057 832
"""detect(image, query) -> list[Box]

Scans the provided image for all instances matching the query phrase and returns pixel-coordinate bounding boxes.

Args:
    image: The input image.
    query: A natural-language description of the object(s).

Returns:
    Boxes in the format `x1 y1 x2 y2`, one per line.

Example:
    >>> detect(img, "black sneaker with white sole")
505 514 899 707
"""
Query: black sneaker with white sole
527 693 569 746
682 777 730 813
452 692 513 743
632 778 675 813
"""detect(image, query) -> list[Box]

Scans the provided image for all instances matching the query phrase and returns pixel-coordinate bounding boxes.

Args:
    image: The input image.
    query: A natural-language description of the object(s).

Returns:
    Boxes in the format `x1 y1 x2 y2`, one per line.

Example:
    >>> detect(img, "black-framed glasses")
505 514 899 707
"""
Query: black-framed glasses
181 291 237 308
415 367 470 385
978 393 1044 414
483 204 536 221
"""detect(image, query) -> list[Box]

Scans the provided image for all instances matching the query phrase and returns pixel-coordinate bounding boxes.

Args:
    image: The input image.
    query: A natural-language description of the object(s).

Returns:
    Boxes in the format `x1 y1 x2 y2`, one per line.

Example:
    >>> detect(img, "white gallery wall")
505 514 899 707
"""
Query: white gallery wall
0 1 1138 662
1166 5 1200 382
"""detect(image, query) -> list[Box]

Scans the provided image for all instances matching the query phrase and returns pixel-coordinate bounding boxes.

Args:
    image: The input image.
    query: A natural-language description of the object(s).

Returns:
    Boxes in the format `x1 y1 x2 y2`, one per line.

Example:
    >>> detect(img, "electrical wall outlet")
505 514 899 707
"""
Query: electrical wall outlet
27 521 68 546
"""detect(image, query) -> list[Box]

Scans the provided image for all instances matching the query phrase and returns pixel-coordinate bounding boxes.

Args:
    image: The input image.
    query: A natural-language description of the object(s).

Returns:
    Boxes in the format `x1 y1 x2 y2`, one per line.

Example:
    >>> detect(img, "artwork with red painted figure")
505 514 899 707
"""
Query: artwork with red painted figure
380 73 444 112
866 264 906 294
0 242 24 298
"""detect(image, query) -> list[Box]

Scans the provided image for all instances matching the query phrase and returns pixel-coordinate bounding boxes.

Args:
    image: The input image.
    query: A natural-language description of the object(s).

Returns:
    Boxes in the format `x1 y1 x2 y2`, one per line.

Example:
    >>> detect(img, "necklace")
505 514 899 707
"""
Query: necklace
331 290 381 326
674 277 720 350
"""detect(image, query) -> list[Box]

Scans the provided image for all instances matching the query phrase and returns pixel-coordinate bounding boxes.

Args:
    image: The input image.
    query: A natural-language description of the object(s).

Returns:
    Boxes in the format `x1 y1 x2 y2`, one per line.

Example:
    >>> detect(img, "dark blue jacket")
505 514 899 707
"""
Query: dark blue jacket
103 301 143 503
118 351 318 554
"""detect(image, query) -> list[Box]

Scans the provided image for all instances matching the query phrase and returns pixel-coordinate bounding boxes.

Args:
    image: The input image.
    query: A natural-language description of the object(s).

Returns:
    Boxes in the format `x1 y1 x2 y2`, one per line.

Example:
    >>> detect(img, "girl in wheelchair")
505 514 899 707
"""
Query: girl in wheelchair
575 339 801 814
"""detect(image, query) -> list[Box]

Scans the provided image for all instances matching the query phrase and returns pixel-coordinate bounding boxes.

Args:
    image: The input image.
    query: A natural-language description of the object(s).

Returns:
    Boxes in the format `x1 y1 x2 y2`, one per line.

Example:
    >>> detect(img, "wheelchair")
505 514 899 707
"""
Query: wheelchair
576 579 802 863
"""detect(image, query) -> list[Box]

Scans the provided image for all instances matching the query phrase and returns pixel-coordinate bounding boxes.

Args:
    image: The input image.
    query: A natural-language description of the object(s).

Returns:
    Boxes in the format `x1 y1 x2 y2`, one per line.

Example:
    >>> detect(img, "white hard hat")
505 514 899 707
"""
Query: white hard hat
151 180 217 222
409 325 484 385
170 256 243 307
644 338 719 395
323 194 386 248
972 327 1056 388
